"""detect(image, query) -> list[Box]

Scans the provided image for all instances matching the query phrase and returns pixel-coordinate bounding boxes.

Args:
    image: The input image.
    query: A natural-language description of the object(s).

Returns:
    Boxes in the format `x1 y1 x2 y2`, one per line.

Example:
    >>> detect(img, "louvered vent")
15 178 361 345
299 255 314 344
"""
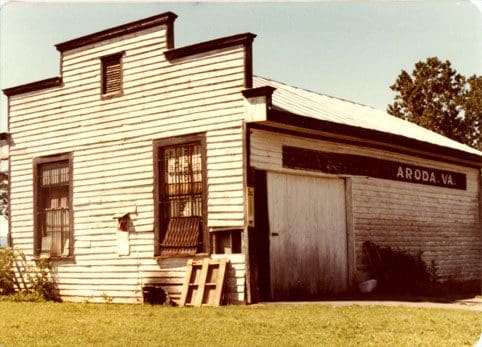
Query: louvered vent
101 53 123 96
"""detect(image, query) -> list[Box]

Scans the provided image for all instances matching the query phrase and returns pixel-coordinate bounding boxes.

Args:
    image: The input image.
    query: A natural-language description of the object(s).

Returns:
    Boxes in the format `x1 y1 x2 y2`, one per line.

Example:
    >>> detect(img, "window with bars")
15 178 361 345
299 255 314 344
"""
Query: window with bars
101 52 123 97
34 154 72 258
154 135 207 256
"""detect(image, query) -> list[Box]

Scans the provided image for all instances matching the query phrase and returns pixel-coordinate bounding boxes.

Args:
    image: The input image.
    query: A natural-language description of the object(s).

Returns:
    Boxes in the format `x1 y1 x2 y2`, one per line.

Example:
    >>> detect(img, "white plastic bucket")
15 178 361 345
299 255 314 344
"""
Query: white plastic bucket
358 279 378 293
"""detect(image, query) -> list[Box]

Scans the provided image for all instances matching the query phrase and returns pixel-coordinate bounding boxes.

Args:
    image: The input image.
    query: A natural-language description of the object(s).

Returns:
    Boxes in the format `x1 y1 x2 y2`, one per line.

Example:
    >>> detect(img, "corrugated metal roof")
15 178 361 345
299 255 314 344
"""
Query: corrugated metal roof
253 76 482 158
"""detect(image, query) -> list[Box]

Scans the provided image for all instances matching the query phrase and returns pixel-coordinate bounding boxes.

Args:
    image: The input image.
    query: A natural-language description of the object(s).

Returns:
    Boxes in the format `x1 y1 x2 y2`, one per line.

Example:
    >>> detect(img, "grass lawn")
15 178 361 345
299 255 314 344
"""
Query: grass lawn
0 302 480 346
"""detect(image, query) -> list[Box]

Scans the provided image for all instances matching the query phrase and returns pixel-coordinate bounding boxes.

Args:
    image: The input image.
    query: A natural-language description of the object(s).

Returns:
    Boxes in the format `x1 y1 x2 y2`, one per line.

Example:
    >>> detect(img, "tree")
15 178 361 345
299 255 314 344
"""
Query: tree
0 171 7 219
388 57 481 150
463 75 482 150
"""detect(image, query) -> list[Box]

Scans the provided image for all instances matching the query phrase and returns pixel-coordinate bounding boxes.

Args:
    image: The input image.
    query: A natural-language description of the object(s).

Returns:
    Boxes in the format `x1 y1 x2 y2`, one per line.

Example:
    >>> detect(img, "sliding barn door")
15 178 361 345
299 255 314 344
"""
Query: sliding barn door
267 172 348 299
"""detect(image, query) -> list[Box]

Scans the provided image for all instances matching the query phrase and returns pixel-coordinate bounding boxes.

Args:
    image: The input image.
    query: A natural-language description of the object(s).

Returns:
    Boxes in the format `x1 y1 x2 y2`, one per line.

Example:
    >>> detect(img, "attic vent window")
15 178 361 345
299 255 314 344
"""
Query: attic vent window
101 52 123 97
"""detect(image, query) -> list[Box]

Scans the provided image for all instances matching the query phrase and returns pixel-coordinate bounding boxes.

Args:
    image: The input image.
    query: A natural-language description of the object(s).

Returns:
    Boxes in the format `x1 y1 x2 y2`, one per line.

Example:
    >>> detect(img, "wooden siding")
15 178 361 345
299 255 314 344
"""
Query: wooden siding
250 128 481 284
8 24 247 303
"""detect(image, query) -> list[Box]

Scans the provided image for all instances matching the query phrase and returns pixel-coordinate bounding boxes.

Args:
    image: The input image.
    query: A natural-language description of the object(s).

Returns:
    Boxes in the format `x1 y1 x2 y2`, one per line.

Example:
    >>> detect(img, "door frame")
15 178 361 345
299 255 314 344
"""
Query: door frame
249 169 356 301
248 169 271 302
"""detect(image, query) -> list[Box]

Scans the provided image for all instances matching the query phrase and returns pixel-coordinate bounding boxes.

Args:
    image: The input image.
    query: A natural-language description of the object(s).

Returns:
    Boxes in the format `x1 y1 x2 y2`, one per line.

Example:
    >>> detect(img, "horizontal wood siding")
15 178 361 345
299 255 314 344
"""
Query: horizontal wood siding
8 25 247 303
51 254 245 304
250 128 481 284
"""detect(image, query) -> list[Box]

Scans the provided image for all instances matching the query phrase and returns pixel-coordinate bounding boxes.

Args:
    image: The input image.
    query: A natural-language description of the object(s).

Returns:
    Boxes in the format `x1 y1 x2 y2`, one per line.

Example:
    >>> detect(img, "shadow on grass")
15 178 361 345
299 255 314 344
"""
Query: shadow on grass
262 241 481 305
262 286 481 305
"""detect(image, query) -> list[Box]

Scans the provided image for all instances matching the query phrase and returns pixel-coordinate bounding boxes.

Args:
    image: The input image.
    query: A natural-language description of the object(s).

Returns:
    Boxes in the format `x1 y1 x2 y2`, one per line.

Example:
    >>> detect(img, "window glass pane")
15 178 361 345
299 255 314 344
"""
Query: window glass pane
37 159 71 257
41 163 69 186
41 208 69 257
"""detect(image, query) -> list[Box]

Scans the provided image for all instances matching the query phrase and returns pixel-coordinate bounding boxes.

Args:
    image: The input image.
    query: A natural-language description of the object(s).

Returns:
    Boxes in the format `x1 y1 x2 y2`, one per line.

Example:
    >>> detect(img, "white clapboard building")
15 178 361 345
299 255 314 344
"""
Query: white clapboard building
2 12 481 303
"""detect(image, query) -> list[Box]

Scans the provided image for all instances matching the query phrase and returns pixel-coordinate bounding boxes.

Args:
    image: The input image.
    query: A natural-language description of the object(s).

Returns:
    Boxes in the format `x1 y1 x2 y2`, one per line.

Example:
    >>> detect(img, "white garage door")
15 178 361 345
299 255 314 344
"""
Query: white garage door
267 172 348 299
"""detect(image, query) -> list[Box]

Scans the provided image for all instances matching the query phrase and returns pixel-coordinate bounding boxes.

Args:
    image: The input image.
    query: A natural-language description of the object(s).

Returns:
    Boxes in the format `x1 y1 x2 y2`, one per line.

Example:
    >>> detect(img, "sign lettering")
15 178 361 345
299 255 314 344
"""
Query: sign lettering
282 146 467 190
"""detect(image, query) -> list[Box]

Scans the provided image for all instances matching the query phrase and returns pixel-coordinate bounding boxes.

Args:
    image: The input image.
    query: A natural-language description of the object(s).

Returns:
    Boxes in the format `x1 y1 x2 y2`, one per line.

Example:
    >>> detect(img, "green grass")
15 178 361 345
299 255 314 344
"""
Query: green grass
0 302 480 346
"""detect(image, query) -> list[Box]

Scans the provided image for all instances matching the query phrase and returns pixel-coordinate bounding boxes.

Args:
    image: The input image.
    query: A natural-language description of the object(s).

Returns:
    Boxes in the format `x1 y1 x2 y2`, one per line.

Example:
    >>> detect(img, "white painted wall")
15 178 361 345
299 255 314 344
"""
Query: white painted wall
7 24 248 303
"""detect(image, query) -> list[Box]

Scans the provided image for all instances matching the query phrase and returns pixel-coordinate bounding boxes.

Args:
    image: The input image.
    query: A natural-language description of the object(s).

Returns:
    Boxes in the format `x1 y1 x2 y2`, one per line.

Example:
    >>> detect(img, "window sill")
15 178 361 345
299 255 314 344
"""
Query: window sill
101 91 123 100
34 255 75 263
155 252 210 260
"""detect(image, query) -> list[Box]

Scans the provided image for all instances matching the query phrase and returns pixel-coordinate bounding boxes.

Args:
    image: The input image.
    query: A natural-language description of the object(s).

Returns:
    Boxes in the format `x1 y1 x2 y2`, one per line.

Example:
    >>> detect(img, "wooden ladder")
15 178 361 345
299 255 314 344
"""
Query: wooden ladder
179 258 228 307
13 253 29 291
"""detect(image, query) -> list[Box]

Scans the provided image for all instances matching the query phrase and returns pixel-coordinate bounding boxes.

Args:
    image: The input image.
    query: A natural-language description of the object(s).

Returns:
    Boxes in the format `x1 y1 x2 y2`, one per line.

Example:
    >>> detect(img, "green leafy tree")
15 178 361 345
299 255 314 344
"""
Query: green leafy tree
388 57 481 150
463 75 482 150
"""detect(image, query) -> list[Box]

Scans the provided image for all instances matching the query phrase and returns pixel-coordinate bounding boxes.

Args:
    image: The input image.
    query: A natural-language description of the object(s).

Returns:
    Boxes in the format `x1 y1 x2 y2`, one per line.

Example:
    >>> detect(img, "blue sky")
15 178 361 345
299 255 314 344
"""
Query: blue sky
1 1 481 132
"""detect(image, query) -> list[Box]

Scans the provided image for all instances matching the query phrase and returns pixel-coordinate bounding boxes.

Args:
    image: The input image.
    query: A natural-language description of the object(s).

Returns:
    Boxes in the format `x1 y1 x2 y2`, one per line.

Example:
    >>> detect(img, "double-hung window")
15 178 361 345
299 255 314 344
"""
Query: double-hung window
34 154 73 258
154 134 207 256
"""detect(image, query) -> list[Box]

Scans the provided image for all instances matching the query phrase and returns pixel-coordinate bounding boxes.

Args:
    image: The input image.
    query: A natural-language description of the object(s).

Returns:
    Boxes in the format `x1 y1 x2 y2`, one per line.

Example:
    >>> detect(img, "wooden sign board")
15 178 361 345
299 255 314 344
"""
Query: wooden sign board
283 145 467 190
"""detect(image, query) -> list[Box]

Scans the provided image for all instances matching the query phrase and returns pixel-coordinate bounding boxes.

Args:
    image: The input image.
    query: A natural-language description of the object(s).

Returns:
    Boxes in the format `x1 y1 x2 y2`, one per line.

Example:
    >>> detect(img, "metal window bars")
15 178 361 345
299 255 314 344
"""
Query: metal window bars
159 143 203 254
162 143 203 219
37 161 70 257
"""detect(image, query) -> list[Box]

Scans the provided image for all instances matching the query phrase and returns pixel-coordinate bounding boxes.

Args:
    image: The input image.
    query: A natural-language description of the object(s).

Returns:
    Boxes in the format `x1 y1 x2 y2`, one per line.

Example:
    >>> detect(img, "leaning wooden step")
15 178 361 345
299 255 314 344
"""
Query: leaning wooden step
179 258 228 307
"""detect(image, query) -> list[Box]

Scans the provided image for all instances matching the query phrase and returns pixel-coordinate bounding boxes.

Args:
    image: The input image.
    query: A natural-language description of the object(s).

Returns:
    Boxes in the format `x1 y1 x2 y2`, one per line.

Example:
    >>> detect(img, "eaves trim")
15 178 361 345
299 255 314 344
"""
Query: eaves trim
165 33 256 61
267 109 482 168
2 77 62 97
55 11 177 52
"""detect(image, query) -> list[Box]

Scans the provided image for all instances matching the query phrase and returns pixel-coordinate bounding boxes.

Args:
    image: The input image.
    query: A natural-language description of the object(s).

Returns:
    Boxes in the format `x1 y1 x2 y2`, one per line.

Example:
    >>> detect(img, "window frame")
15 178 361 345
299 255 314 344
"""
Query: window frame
153 133 208 257
100 52 124 99
33 153 74 259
